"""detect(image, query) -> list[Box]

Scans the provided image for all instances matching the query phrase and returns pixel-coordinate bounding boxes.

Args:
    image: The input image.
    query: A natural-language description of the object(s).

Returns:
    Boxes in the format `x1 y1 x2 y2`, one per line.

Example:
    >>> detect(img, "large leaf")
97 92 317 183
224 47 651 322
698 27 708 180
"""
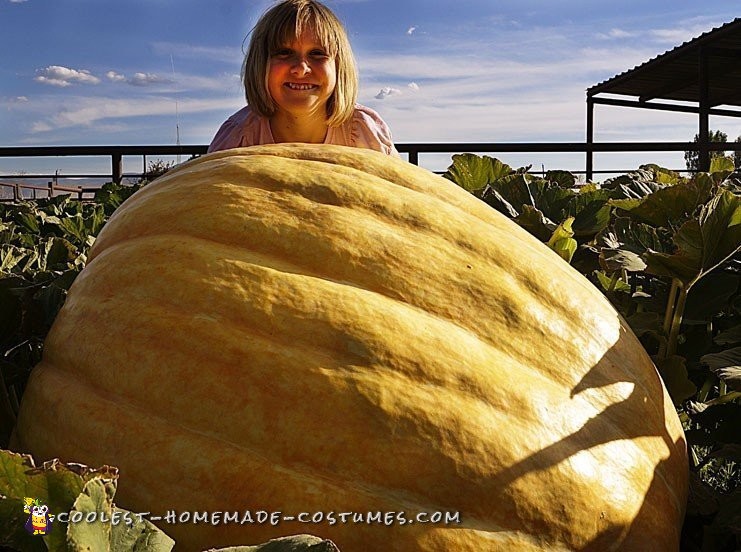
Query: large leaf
0 450 174 552
709 155 735 175
638 164 682 185
442 154 512 195
684 272 739 321
567 188 614 236
67 478 174 552
0 450 110 551
643 190 741 288
654 355 697 406
602 169 666 199
209 535 341 552
597 217 666 273
714 324 741 346
701 347 741 391
544 170 576 188
514 205 556 242
615 179 714 228
547 217 577 263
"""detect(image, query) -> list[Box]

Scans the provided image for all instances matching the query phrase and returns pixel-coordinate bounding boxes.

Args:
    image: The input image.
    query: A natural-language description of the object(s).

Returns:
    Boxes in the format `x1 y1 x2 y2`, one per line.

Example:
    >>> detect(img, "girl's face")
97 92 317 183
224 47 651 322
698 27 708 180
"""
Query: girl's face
268 27 337 119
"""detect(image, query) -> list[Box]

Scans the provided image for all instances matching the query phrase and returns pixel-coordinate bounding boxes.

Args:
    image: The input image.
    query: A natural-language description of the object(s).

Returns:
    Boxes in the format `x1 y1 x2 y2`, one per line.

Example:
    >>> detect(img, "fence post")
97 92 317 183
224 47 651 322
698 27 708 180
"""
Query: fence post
586 96 594 182
112 152 123 184
48 181 53 198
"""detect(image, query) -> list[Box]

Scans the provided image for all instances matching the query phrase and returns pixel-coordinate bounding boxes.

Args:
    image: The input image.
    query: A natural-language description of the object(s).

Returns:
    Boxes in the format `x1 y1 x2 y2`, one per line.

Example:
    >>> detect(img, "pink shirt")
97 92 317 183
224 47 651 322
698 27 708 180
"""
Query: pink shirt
208 104 399 156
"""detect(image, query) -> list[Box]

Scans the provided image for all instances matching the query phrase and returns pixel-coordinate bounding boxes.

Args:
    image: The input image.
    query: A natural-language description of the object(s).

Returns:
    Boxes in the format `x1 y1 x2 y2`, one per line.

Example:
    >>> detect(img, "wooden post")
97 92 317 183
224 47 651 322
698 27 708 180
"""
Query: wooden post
112 152 123 184
698 47 710 172
586 95 594 182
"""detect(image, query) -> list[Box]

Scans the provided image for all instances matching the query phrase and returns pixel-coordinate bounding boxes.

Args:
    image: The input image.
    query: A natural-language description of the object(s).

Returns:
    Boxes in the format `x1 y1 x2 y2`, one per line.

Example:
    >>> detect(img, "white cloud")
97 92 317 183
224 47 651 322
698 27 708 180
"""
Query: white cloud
407 82 419 91
106 71 127 83
9 0 28 3
151 42 242 63
12 96 29 102
375 87 402 99
29 96 234 132
599 28 634 39
128 72 172 86
34 66 100 87
407 26 416 35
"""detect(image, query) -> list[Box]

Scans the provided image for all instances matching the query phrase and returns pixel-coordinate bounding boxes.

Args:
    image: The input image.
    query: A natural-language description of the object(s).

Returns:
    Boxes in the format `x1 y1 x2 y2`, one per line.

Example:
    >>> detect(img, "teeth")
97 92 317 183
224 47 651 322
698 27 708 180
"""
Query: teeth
286 83 316 90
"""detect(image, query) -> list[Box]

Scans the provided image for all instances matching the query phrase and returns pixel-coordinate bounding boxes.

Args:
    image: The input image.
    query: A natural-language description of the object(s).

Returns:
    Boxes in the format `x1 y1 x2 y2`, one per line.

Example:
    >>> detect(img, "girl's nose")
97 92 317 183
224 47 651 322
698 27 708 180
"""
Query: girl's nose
290 58 311 74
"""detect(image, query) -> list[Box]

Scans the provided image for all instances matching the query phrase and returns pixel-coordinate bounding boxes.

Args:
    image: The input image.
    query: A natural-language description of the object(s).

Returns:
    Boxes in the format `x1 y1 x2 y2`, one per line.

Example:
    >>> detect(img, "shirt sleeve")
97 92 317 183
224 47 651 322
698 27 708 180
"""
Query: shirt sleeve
207 107 252 153
351 105 400 157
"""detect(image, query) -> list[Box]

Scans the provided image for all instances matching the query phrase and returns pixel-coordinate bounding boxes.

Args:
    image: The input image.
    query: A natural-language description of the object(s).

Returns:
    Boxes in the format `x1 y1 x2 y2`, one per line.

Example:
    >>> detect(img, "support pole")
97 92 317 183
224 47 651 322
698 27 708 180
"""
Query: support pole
586 95 594 181
112 152 123 184
698 47 710 172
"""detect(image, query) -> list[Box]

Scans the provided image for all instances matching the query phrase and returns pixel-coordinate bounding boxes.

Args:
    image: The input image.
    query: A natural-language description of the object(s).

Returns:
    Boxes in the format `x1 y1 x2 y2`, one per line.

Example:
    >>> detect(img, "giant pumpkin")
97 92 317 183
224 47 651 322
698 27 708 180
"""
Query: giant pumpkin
13 144 687 551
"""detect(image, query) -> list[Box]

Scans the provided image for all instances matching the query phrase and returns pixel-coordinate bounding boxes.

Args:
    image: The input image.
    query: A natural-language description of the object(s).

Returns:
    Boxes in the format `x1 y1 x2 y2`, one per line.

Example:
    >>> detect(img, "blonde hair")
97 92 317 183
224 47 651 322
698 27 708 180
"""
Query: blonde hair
242 0 358 126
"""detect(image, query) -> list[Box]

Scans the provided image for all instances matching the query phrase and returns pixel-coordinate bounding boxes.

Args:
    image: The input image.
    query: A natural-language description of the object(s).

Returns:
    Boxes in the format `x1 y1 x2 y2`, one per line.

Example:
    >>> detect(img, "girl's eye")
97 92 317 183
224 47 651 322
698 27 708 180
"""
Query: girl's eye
311 50 329 58
273 49 292 58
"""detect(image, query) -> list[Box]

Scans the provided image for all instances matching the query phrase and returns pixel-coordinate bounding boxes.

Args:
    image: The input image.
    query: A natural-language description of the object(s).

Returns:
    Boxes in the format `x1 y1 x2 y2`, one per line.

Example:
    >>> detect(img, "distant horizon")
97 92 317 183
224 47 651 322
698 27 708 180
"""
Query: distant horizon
1 0 740 176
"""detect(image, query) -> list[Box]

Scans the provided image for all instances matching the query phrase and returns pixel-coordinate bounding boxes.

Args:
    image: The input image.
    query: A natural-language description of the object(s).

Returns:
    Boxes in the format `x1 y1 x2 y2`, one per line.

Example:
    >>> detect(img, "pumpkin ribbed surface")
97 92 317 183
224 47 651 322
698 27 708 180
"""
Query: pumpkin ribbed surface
13 144 687 551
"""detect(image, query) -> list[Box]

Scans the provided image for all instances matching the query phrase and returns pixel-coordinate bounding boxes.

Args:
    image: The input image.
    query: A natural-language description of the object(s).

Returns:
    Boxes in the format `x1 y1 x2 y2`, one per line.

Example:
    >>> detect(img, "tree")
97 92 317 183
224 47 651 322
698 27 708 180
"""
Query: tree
684 130 728 172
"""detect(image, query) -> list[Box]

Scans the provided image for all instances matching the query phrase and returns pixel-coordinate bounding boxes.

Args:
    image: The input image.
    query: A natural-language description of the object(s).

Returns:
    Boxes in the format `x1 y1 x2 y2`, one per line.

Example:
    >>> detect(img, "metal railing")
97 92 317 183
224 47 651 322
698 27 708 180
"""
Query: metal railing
1 141 739 200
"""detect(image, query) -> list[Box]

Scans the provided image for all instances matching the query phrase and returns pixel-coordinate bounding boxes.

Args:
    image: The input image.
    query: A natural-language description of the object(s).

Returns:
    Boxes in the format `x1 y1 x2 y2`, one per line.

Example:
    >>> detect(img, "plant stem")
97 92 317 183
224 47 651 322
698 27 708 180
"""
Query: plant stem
666 284 688 359
608 271 620 292
705 391 741 406
659 278 680 360
698 375 715 402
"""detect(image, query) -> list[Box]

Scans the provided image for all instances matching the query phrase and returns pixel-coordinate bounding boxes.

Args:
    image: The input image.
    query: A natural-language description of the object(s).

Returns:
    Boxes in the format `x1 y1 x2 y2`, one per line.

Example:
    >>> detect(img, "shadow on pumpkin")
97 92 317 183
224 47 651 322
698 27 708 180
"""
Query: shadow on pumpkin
481 324 688 550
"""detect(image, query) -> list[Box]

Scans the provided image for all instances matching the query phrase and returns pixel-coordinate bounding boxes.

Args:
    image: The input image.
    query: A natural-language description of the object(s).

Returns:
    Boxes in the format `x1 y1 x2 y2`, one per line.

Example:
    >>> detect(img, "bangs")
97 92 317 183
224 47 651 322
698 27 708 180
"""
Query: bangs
268 4 340 57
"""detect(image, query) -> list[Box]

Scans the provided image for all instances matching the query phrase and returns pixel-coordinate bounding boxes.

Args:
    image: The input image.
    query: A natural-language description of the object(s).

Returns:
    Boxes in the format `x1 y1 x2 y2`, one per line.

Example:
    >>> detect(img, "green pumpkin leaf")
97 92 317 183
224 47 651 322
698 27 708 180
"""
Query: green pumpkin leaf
600 247 647 273
625 311 663 337
547 217 577 262
569 194 613 236
684 272 739 322
638 164 682 185
714 324 741 346
701 347 741 391
655 355 697 406
595 270 631 293
67 478 116 550
643 190 741 288
0 450 97 551
618 180 711 227
67 477 175 552
442 154 512 195
709 155 735 174
603 169 665 199
545 170 576 188
208 534 341 552
513 205 556 242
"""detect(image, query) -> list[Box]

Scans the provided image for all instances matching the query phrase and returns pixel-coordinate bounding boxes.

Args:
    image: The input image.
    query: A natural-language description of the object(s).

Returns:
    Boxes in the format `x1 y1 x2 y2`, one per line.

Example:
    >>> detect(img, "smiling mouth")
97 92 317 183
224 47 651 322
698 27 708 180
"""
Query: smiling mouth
285 83 318 90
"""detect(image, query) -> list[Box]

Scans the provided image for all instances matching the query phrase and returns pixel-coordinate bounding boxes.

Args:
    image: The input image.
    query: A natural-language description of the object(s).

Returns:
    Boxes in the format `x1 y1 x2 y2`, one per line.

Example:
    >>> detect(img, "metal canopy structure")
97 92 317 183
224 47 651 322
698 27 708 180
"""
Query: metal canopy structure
586 17 741 177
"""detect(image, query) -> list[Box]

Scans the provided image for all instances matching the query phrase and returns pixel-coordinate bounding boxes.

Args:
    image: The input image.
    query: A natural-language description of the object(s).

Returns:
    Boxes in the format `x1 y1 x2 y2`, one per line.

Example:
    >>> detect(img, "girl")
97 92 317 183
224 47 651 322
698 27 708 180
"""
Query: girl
208 0 398 156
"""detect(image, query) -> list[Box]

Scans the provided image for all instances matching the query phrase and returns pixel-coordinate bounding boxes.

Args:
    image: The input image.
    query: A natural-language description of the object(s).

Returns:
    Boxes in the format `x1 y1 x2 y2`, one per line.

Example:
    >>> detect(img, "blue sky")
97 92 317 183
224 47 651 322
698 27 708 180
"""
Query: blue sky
1 0 740 177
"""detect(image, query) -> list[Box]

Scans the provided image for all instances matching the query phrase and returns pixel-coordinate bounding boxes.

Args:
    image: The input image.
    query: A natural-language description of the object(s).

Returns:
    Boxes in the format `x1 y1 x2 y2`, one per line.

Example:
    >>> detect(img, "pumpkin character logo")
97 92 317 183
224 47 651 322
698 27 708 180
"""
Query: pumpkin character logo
23 497 54 536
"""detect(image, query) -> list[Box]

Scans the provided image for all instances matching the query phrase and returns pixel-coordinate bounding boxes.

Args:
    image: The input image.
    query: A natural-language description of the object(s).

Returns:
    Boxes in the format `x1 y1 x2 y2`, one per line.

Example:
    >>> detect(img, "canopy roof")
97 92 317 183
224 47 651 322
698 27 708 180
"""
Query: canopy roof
588 18 741 108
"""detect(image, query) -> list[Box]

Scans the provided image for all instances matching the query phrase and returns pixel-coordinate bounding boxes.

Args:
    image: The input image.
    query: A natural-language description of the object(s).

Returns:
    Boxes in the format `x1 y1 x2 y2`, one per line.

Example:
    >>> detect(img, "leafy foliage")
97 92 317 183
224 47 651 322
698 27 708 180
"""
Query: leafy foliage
444 154 741 551
0 183 143 448
0 449 173 551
